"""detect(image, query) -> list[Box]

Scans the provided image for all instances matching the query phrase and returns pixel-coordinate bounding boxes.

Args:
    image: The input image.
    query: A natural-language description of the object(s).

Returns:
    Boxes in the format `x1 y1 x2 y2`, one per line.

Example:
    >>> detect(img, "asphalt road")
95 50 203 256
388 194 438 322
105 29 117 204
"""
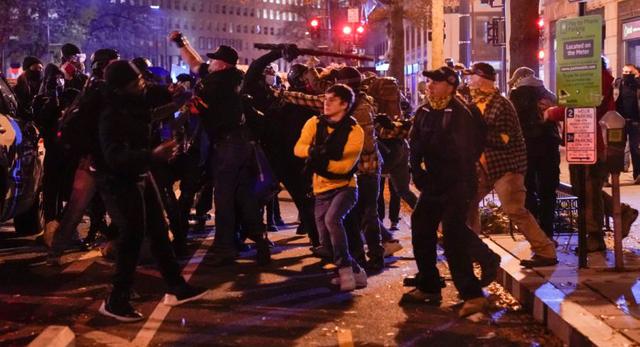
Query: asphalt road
0 195 563 347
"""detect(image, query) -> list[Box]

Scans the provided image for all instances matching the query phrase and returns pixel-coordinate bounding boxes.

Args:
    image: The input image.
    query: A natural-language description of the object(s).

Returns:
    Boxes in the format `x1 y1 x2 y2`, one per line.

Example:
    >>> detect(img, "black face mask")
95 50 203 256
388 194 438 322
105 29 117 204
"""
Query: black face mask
26 70 43 82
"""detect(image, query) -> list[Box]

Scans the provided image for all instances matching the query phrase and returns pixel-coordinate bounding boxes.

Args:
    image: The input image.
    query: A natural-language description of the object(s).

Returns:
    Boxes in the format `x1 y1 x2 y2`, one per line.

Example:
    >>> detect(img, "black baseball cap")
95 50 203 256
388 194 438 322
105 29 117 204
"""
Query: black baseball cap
422 66 460 87
206 45 238 66
462 62 496 81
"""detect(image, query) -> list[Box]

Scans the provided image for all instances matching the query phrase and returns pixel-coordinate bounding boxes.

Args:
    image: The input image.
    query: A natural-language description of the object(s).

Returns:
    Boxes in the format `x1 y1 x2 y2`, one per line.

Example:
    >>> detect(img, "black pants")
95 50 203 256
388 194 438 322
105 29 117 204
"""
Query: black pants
264 143 318 246
212 140 265 255
411 183 483 300
379 139 418 209
96 173 185 296
378 177 400 224
43 144 72 222
524 147 560 239
345 173 384 264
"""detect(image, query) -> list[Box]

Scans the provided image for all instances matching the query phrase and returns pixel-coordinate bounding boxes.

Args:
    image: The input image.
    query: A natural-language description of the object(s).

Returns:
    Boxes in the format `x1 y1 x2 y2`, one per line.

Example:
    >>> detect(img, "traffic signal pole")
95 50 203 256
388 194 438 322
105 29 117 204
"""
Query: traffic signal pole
459 0 472 68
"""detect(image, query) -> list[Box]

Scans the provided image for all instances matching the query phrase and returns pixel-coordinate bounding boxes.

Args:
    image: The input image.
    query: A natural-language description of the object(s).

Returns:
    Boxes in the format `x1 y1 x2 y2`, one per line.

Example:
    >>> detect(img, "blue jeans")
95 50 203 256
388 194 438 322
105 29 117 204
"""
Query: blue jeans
315 187 358 269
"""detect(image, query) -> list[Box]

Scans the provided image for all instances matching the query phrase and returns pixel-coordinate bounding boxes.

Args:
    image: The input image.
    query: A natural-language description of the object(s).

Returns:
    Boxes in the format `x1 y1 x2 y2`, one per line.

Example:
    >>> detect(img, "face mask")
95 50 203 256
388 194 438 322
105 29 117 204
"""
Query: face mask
265 75 276 86
26 70 43 82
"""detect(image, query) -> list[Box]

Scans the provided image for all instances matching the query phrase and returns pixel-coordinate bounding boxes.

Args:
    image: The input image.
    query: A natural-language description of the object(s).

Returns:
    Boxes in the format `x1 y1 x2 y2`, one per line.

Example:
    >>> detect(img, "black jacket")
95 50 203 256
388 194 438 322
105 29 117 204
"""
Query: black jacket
97 92 153 180
196 66 245 142
615 75 640 122
509 85 561 154
409 97 480 197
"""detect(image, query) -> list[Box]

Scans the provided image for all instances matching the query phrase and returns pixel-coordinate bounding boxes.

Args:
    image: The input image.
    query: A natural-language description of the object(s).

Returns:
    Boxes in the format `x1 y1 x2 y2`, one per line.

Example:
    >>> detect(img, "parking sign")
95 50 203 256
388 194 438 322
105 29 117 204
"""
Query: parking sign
565 107 597 164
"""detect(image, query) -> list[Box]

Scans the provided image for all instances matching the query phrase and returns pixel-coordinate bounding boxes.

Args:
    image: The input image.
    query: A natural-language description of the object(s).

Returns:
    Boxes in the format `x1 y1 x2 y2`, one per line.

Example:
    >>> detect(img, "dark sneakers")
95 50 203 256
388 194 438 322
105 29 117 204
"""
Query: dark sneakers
479 252 501 287
163 284 208 307
400 288 442 306
99 295 144 323
520 255 559 268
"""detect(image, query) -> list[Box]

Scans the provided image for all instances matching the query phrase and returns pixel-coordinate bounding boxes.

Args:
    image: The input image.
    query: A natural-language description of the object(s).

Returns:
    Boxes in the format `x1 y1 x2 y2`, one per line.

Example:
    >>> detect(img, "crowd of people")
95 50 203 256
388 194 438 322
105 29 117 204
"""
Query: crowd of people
4 31 639 322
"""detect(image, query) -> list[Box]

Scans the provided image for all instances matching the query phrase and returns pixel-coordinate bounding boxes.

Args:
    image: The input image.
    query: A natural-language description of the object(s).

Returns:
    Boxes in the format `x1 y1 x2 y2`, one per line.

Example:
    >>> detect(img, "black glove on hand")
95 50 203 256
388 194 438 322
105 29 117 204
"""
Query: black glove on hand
170 31 186 48
282 44 301 62
374 114 395 129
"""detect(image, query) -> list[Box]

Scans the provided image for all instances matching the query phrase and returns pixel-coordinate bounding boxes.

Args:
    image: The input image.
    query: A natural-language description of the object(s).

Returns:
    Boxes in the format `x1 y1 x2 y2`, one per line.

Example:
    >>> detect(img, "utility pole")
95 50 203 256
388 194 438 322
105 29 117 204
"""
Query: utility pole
459 0 471 68
431 0 444 68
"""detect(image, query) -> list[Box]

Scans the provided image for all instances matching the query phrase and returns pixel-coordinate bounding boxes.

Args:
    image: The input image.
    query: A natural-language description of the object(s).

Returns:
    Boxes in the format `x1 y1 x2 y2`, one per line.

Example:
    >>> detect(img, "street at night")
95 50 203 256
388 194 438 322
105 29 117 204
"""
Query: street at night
1 0 640 346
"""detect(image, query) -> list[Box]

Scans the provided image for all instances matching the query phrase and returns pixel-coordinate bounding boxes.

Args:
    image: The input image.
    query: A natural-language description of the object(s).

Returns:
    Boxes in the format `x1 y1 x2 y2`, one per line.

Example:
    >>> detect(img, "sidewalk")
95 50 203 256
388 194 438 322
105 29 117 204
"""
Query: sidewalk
481 148 640 346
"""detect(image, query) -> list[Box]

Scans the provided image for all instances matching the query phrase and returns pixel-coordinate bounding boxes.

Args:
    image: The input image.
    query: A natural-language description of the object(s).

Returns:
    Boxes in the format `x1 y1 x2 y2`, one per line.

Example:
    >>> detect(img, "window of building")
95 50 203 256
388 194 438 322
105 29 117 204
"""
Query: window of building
183 0 188 11
269 9 273 19
251 25 255 33
236 25 241 33
276 10 280 20
236 7 241 15
276 0 280 4
175 0 180 10
215 4 219 13
243 8 248 16
270 27 274 35
229 6 234 15
250 9 254 17
263 9 267 18
277 28 282 35
221 5 226 14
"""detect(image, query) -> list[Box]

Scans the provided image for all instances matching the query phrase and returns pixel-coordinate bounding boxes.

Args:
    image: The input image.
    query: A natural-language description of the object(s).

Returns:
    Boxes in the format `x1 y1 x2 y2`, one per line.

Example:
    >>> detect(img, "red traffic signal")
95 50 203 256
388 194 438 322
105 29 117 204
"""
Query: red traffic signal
537 17 544 29
356 25 365 34
538 49 545 60
310 18 319 28
342 25 352 35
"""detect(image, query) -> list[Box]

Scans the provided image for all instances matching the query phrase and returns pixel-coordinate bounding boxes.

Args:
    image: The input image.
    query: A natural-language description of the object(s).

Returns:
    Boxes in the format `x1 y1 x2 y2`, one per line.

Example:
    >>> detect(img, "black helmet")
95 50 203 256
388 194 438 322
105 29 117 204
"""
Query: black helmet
61 43 81 57
335 66 362 89
105 60 141 90
131 57 152 73
287 63 309 91
91 48 120 68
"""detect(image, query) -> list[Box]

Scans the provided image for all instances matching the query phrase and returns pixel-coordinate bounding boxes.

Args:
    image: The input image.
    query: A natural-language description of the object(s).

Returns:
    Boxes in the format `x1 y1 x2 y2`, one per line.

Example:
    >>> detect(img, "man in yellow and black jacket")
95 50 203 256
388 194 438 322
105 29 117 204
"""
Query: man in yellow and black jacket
294 84 367 292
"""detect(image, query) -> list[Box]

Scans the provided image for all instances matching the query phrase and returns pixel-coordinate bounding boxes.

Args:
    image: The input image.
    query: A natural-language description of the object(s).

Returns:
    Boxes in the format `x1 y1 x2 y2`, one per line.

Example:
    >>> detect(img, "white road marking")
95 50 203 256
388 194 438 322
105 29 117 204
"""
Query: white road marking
83 330 134 347
130 229 215 347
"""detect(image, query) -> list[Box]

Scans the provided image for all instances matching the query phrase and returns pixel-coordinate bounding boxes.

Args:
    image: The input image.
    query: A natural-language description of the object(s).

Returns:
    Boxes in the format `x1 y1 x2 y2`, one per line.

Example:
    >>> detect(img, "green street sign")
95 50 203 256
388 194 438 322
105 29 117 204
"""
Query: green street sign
556 15 602 107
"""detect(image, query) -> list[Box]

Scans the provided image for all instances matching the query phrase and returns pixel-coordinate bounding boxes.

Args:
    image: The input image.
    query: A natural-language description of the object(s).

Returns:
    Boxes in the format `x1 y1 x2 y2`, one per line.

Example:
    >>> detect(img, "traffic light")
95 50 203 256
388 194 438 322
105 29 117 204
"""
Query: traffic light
356 25 365 34
537 17 544 30
342 25 352 35
538 49 545 60
309 18 320 39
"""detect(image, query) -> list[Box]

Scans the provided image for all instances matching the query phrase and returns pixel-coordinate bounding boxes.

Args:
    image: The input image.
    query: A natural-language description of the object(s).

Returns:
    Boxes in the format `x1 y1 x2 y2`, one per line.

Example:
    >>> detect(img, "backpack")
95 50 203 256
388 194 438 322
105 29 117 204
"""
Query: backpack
57 79 103 158
362 76 402 118
458 102 487 162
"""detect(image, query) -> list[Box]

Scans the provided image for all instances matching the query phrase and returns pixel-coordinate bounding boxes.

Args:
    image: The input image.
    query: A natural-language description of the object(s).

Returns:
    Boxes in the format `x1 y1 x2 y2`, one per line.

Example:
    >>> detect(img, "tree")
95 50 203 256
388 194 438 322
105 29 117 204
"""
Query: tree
509 0 540 73
371 0 458 87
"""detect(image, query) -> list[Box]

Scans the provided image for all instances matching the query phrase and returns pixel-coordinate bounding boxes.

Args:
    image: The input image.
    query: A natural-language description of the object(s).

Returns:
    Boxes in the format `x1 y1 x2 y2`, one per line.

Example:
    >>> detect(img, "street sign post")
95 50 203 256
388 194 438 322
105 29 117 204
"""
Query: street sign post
565 107 597 165
556 14 603 268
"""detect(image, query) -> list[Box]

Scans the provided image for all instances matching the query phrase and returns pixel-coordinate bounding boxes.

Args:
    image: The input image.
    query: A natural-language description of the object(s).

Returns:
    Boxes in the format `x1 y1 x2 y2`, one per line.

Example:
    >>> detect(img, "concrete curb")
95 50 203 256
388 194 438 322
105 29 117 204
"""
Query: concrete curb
27 325 75 347
484 239 636 347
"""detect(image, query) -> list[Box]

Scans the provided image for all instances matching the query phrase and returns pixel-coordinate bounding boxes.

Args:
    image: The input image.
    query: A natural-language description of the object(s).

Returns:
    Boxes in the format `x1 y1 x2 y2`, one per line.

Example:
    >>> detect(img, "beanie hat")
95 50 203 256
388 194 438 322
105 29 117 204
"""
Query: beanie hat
61 43 81 57
104 60 141 90
22 56 42 70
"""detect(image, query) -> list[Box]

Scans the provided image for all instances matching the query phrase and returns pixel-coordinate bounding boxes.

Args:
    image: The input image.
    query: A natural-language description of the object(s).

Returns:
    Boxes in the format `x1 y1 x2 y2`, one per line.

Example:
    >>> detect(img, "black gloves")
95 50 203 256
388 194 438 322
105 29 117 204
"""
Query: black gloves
374 114 394 129
282 44 301 62
169 31 186 48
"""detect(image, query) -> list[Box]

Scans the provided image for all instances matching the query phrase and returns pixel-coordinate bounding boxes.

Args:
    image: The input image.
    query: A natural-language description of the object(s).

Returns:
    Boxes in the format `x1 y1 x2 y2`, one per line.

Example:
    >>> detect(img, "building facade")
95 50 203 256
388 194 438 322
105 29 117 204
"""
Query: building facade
109 0 326 74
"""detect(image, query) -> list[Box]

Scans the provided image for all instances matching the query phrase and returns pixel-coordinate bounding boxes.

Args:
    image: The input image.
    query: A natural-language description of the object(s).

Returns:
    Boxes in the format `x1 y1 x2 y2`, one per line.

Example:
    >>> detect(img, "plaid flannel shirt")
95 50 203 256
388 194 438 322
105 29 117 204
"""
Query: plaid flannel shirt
280 90 381 175
480 94 527 182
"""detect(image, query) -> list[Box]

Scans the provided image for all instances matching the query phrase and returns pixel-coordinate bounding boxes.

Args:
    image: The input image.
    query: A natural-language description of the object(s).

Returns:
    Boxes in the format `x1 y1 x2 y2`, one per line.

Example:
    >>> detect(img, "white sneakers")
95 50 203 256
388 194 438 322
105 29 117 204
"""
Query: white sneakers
331 265 367 291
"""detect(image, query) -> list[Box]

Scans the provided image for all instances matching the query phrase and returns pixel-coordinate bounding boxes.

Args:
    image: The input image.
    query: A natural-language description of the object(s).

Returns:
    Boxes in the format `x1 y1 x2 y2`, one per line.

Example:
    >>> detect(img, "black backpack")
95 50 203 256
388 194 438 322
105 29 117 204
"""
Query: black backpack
57 79 104 158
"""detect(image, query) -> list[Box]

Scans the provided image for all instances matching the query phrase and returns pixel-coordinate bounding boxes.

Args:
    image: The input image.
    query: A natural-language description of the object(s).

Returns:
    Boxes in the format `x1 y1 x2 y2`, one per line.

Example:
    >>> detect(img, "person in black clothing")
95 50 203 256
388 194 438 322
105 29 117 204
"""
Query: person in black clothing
169 31 271 266
46 49 121 265
615 64 640 182
508 68 560 239
241 48 319 246
96 60 207 322
402 66 495 317
14 56 43 120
